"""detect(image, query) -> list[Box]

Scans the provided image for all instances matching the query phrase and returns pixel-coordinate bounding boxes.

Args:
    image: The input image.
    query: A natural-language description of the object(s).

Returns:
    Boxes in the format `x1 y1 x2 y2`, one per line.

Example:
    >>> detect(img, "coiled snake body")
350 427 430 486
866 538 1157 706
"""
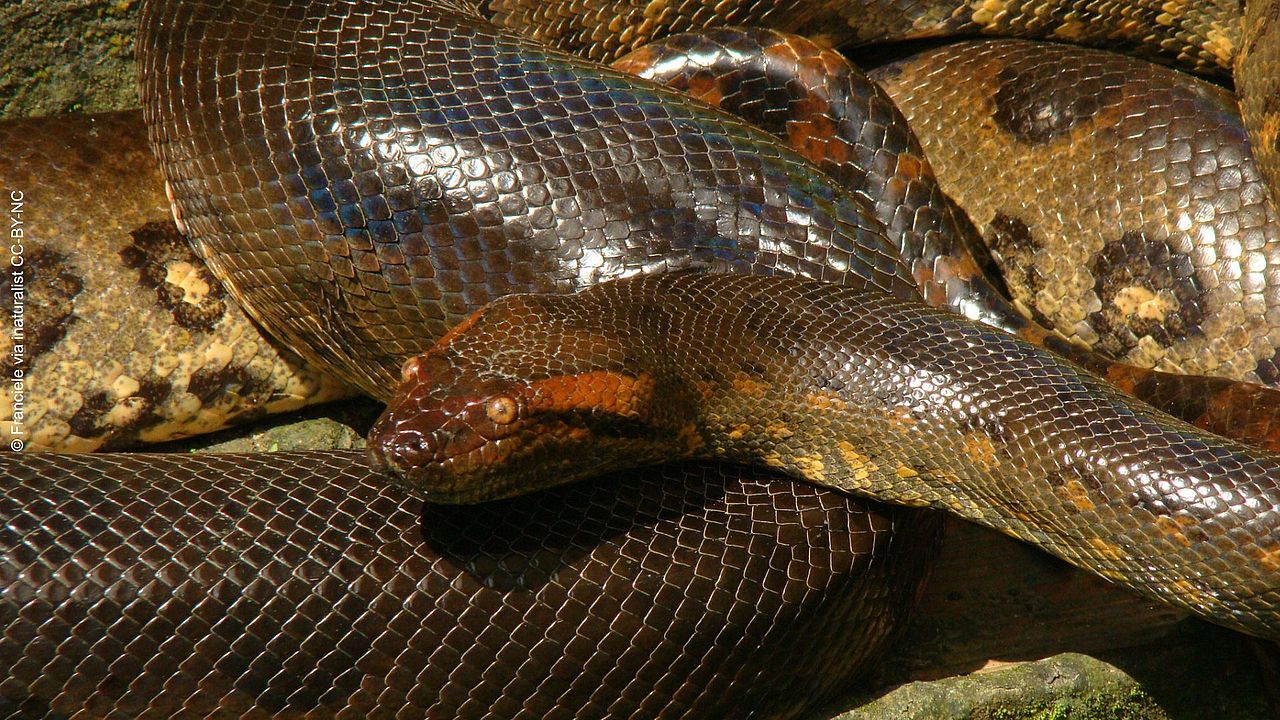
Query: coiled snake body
4 0 1280 717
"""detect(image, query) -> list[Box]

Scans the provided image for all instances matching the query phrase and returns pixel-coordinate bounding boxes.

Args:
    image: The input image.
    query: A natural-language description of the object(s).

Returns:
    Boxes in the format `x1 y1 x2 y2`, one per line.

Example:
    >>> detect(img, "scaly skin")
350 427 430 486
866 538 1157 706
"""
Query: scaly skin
6 0 1280 715
369 272 1280 641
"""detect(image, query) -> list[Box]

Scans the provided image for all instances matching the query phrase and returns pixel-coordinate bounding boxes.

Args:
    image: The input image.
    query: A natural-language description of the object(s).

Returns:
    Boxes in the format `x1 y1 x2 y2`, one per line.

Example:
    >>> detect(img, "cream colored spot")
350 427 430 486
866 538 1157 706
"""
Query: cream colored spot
94 360 124 388
152 352 180 378
165 261 213 304
31 423 71 449
104 396 147 428
1111 286 1174 321
970 0 1009 27
203 342 234 372
111 375 140 399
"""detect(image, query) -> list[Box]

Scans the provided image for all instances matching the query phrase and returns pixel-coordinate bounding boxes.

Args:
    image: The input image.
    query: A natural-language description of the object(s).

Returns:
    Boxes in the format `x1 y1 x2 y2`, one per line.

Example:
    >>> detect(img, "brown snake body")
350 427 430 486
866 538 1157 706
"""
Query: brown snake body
4 0 1280 716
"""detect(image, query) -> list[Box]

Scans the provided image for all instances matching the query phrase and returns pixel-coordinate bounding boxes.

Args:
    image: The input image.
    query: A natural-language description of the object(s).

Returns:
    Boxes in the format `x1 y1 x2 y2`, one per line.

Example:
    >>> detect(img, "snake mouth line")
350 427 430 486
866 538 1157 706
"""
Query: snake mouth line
370 421 610 504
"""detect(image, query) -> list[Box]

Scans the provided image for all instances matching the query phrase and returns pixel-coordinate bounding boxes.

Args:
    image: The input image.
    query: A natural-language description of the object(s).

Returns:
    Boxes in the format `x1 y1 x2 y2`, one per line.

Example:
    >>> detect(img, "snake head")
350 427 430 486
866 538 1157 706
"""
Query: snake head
367 296 699 503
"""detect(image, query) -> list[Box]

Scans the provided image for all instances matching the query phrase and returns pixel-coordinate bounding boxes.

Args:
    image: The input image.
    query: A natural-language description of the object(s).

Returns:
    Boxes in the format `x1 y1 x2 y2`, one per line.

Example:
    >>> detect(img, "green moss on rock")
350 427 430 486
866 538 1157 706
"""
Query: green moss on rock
1 0 141 119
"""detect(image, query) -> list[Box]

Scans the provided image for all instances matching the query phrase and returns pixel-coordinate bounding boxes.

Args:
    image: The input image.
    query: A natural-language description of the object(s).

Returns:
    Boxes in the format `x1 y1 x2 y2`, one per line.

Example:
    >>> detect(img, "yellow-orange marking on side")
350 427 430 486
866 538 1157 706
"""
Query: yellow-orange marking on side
836 440 878 482
793 454 827 480
1249 545 1280 573
962 433 997 469
1088 537 1125 562
1154 516 1192 548
731 372 771 398
1056 480 1096 513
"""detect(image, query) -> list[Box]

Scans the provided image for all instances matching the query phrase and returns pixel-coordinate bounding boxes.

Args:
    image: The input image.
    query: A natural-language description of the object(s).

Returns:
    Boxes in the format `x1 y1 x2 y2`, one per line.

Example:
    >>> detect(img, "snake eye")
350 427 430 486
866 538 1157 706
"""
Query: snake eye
485 395 518 425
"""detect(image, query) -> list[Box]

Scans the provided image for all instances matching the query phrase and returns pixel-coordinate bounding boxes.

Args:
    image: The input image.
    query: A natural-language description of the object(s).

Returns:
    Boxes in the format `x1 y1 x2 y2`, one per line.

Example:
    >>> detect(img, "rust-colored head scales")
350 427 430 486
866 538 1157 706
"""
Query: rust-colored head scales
369 293 703 501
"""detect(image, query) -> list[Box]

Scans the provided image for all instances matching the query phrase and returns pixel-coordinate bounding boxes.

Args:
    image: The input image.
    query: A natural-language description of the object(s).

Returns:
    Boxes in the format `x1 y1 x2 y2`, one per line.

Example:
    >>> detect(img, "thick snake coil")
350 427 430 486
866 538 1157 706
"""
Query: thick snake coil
4 0 1280 718
370 271 1280 639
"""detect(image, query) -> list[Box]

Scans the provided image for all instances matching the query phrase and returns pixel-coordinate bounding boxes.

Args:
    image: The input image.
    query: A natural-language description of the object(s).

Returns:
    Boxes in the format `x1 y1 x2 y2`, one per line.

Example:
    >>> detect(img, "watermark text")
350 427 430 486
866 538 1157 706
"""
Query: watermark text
9 189 26 450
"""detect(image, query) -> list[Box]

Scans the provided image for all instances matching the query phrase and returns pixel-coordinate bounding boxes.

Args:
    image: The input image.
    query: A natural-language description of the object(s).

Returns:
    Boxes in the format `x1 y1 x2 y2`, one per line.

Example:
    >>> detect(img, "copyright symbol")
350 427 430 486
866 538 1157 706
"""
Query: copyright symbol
10 439 22 451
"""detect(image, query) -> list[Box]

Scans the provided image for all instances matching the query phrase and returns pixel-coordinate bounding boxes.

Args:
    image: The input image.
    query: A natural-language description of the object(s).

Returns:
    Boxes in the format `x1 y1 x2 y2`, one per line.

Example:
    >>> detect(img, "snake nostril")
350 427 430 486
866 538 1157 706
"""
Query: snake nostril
379 432 431 471
366 421 425 473
367 445 388 472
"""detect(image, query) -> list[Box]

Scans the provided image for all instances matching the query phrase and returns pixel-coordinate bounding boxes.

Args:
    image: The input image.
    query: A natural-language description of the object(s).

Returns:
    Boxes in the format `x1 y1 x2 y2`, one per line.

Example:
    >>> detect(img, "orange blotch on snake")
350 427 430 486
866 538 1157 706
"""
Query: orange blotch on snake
1088 537 1126 562
681 73 727 108
1055 479 1097 513
1249 544 1280 573
766 423 795 440
730 372 771 398
836 440 878 481
805 392 848 411
528 370 657 418
677 423 705 453
1154 516 1193 548
787 117 847 168
962 433 998 470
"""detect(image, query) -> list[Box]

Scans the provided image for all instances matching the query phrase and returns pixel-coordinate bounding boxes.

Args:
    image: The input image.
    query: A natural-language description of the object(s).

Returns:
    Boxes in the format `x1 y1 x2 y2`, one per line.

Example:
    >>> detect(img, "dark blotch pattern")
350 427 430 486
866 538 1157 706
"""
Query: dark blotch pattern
1087 230 1204 358
62 374 177 449
65 390 114 439
982 213 1053 328
185 365 255 404
1258 347 1280 385
0 248 84 375
875 40 1280 384
984 213 1042 293
990 50 1124 144
120 220 227 332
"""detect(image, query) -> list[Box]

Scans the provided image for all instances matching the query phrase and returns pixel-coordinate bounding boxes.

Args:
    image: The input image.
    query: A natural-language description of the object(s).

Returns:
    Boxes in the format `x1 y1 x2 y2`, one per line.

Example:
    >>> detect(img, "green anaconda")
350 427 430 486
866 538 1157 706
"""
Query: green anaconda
4 0 1280 717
